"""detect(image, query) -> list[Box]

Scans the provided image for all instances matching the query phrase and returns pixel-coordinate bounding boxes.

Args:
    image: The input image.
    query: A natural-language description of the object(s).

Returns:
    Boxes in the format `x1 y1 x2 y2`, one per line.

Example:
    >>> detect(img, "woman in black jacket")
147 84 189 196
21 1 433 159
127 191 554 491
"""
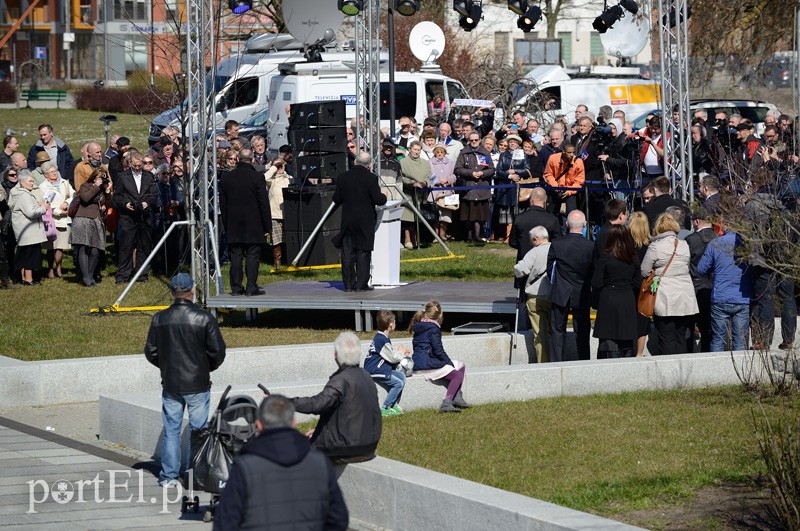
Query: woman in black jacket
592 225 642 358
409 300 469 413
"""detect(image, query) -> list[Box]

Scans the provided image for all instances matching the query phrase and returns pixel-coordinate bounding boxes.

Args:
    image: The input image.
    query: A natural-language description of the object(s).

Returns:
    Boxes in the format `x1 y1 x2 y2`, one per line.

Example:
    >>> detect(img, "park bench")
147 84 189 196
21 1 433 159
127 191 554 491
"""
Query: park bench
19 89 68 108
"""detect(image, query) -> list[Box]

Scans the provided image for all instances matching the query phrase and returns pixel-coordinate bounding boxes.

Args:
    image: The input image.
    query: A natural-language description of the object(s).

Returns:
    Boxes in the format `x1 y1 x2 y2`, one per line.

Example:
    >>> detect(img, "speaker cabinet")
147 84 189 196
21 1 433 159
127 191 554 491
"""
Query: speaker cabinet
285 230 340 267
290 127 347 154
289 100 346 128
282 185 341 233
294 154 349 182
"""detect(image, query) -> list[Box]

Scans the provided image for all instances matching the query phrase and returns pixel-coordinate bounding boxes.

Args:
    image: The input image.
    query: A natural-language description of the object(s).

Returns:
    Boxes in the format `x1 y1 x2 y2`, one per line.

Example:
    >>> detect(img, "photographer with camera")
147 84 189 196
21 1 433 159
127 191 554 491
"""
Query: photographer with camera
69 168 112 286
573 116 607 224
598 118 636 202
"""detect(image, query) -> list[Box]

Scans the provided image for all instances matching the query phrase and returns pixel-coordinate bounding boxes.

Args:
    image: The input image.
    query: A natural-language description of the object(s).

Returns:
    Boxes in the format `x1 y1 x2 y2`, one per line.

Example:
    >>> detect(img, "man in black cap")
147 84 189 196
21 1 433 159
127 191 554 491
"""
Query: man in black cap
108 136 131 180
145 272 226 487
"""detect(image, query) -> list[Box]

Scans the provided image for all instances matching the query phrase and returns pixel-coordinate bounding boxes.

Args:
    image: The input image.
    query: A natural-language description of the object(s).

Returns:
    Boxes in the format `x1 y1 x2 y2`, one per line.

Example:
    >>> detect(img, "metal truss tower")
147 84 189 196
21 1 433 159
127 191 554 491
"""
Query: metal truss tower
354 0 382 173
185 0 222 305
657 0 693 201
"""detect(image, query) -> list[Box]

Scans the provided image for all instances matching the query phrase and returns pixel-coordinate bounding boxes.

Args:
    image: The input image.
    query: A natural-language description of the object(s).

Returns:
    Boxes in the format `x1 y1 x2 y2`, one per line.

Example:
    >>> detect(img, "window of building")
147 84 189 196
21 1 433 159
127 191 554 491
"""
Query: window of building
114 0 146 21
558 32 572 64
589 33 605 65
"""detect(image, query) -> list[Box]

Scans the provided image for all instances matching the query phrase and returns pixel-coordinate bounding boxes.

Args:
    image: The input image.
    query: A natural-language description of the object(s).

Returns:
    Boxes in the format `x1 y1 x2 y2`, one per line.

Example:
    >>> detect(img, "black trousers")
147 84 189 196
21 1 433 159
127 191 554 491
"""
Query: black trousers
751 266 776 348
340 233 371 291
0 234 8 281
692 288 712 353
550 302 591 362
116 217 153 282
229 243 261 295
653 315 692 355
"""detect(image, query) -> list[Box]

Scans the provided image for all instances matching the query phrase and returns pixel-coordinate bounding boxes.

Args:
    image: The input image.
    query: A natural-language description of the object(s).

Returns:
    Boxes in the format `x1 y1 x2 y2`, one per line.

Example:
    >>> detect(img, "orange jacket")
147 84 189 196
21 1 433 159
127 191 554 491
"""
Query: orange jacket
544 153 585 196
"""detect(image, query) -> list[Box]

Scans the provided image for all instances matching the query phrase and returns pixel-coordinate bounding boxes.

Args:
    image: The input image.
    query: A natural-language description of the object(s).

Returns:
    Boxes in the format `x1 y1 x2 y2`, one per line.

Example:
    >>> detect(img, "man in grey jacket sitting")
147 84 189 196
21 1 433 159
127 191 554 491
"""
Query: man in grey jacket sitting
514 226 552 363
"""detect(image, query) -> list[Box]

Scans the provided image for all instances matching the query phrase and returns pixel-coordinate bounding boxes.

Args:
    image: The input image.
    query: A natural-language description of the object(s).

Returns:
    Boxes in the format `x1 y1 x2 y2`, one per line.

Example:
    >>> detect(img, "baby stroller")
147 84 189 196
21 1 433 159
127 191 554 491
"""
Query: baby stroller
182 384 265 522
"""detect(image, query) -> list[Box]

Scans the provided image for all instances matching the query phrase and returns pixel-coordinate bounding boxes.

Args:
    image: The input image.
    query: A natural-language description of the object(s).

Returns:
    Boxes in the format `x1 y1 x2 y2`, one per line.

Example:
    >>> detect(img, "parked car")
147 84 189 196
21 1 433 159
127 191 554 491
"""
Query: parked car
738 52 796 91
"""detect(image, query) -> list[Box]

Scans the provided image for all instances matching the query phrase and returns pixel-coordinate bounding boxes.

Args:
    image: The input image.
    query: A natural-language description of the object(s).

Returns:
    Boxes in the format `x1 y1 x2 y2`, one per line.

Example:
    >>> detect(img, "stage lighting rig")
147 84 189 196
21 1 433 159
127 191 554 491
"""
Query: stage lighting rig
592 0 637 34
228 0 252 14
459 3 482 31
395 0 420 16
517 4 542 32
338 0 364 16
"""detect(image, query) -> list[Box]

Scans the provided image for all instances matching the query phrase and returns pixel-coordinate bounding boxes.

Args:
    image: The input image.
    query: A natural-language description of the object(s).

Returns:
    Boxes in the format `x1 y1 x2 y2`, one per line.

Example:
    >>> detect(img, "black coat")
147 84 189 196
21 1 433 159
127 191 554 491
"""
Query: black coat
642 194 691 230
213 428 349 531
686 227 718 291
112 170 158 226
591 253 641 340
509 205 560 262
144 299 226 394
572 130 603 183
547 232 594 308
219 162 271 245
332 165 387 252
293 365 382 460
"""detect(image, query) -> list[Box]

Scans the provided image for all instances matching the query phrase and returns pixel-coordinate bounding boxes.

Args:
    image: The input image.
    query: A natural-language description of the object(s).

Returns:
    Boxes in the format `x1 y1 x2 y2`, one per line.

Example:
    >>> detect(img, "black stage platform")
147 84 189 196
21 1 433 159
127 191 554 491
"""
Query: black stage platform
206 280 517 331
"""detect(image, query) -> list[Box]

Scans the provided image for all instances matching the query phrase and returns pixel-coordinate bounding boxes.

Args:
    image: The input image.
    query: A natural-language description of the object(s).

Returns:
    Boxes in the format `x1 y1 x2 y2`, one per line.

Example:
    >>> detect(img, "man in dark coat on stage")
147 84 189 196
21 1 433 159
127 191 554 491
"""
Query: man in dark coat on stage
219 149 271 296
332 152 387 292
547 210 594 362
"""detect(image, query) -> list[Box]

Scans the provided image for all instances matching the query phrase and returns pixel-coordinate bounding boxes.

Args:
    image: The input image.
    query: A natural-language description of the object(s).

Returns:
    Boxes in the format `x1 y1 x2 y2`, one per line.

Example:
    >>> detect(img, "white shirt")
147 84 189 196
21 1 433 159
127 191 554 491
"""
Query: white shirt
643 134 662 175
132 173 142 194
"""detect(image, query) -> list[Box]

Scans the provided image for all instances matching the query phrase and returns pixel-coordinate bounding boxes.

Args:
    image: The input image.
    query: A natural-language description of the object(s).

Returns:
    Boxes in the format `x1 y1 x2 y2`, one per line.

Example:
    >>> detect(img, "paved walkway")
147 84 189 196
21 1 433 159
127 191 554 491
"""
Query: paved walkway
0 419 208 530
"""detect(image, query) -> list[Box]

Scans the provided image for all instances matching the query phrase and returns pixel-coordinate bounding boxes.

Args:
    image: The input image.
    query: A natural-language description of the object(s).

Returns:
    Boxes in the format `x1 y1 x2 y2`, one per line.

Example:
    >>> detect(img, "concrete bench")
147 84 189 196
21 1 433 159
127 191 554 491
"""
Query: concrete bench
20 89 68 108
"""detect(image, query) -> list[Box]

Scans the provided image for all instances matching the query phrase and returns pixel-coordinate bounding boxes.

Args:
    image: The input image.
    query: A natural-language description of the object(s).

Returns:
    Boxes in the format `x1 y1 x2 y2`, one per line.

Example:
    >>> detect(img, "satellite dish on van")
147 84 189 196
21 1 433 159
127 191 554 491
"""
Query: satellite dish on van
409 22 446 64
282 0 343 46
600 12 649 58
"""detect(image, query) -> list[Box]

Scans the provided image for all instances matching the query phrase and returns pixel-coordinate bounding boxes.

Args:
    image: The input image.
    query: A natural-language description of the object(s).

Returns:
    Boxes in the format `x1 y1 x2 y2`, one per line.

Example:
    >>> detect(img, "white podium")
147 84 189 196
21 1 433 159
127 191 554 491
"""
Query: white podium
371 200 404 287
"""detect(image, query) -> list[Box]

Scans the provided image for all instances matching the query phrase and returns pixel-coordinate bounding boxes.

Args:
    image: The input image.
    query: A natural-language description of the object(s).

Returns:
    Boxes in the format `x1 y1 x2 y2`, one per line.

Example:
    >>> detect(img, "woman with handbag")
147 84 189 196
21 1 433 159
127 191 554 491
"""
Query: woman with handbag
640 213 698 355
8 170 48 285
400 141 432 249
592 225 642 358
429 144 457 241
38 162 75 278
494 134 530 243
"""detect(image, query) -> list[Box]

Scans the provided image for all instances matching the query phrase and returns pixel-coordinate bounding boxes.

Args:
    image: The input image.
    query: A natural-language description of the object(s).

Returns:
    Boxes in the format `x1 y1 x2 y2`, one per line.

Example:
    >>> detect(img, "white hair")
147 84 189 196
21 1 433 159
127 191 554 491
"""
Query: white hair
334 331 362 367
528 225 549 241
355 152 372 168
567 210 586 229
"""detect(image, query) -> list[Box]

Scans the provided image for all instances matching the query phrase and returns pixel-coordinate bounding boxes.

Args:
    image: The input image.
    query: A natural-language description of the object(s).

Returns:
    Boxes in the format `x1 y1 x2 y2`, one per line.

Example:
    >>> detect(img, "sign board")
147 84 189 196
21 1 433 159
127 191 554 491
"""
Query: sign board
34 47 47 60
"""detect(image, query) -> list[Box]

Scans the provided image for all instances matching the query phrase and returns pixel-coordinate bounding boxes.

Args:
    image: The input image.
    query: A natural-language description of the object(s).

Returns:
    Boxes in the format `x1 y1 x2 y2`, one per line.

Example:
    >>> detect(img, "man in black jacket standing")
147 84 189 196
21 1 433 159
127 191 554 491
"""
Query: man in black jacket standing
213 395 349 531
293 332 382 464
547 210 594 362
332 152 387 292
686 209 718 353
113 150 158 284
145 273 226 487
220 149 271 296
509 187 560 262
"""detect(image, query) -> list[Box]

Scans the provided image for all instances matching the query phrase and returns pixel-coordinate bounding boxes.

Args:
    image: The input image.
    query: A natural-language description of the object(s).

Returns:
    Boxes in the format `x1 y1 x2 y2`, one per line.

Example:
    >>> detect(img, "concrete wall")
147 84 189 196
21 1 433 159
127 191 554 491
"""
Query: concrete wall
338 457 644 531
1 333 530 408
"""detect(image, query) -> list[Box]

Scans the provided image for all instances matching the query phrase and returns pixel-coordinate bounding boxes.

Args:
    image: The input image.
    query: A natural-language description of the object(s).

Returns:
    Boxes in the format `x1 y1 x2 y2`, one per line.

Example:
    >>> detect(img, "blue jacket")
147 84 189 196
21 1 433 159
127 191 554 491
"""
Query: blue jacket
494 150 530 207
364 332 393 379
697 231 752 305
411 321 453 370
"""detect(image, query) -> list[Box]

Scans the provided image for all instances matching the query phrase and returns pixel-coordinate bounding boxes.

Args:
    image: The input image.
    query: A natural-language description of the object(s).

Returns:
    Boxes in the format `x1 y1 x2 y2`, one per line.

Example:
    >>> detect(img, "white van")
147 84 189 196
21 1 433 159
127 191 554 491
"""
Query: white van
510 64 661 125
148 34 388 144
267 64 468 152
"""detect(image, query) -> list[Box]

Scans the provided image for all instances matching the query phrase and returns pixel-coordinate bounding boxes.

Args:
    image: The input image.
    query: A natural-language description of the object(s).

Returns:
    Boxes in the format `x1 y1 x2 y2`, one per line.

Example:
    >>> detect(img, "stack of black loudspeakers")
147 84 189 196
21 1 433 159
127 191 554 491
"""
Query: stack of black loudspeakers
284 100 348 267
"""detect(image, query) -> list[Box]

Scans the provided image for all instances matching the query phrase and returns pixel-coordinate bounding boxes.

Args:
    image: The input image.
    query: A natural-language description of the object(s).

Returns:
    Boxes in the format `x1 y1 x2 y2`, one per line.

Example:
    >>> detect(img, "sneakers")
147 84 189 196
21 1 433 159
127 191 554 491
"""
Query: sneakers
158 479 179 488
381 406 397 417
391 404 404 415
439 399 461 413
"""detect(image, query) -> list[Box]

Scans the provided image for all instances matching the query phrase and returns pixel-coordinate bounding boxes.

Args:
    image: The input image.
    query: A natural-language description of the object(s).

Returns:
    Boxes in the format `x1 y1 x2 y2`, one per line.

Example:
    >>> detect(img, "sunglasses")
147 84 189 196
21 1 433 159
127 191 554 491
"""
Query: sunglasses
7 172 16 177
143 160 154 164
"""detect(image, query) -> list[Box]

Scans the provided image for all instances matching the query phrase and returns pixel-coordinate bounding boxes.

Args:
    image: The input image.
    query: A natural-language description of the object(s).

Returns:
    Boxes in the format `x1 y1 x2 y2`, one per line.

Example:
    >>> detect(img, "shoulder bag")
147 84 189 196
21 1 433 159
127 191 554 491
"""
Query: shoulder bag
637 238 678 318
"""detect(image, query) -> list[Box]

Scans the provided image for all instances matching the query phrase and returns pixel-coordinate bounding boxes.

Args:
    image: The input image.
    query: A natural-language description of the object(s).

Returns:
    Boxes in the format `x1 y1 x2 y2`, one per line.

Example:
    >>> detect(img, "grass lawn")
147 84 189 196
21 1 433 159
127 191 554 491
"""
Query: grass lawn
2 108 154 154
374 386 791 526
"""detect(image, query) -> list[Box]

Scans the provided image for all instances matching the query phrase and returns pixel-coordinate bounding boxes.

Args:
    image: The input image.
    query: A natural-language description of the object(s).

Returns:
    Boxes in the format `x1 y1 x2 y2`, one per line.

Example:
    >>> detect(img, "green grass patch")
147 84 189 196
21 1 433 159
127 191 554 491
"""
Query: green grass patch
374 386 781 518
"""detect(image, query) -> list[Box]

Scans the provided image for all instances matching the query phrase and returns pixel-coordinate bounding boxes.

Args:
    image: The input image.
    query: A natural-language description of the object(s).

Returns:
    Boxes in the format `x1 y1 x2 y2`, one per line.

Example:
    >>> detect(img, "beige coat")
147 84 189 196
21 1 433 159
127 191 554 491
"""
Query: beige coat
35 178 75 228
9 185 46 246
641 231 699 317
264 166 292 221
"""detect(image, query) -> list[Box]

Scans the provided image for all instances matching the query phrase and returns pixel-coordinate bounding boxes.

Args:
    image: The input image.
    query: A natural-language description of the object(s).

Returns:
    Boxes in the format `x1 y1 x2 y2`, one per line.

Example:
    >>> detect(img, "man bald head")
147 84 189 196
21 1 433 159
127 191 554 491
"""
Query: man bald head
530 186 547 207
567 210 586 232
11 152 26 170
87 142 102 163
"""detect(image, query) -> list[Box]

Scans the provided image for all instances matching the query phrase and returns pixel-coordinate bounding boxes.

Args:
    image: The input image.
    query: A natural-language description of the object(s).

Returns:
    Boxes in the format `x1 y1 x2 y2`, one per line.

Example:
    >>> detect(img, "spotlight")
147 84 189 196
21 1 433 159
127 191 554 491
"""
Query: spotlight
663 3 691 28
453 0 472 18
592 4 624 33
517 5 542 32
619 0 638 14
507 0 528 16
459 3 481 31
228 0 251 14
395 0 420 16
338 0 364 16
